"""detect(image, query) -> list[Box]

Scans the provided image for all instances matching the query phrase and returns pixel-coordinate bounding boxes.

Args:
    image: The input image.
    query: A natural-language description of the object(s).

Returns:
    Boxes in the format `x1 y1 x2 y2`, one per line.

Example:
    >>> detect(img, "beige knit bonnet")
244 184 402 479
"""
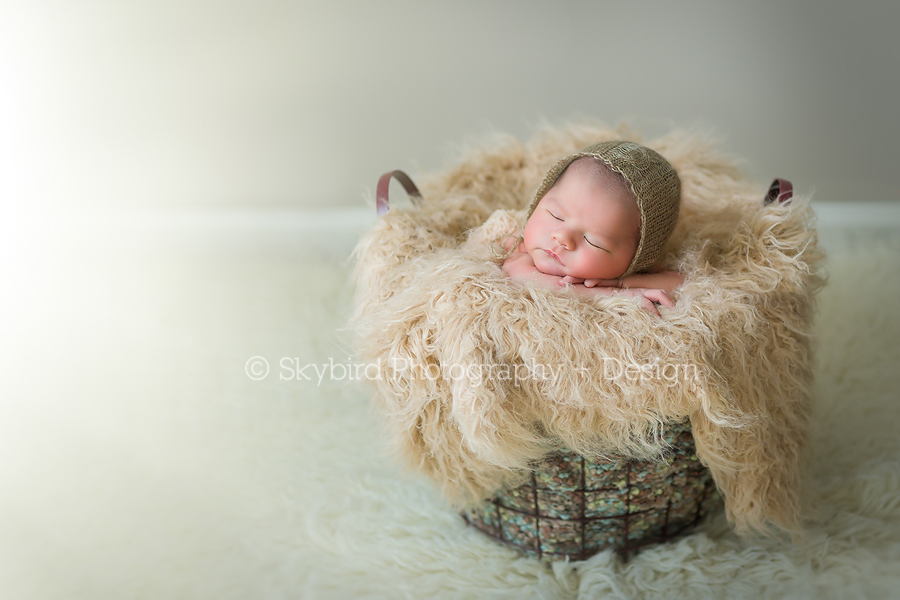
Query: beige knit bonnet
526 141 681 277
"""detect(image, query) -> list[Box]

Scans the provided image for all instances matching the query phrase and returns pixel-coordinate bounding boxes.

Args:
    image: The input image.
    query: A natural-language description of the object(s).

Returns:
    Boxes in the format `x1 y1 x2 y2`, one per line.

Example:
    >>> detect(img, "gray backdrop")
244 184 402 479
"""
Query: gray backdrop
3 0 897 210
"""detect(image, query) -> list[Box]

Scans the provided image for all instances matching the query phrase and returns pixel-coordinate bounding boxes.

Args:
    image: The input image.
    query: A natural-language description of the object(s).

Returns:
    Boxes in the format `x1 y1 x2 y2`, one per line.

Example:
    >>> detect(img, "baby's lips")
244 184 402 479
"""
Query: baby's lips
542 248 563 265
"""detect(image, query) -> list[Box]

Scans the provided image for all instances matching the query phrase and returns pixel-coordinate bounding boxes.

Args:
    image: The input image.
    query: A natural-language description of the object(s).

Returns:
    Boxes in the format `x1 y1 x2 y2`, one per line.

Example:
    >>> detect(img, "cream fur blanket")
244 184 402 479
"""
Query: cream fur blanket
352 124 825 539
3 200 899 599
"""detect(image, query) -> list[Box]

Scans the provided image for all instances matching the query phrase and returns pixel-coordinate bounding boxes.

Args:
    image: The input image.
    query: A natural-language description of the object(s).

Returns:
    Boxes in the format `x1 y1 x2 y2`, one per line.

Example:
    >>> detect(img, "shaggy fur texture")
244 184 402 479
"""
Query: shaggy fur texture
7 205 899 599
352 123 825 539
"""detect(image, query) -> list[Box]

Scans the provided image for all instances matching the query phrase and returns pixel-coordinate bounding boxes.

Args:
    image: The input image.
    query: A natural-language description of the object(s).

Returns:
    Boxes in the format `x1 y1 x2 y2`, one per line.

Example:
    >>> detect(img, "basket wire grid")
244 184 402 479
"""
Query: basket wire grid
462 420 722 561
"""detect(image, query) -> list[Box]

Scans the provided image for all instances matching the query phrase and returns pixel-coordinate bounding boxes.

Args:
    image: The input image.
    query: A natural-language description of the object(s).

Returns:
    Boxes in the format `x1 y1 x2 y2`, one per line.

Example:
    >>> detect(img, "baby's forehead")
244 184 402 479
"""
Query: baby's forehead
545 167 640 233
554 158 634 203
564 156 606 176
560 157 631 192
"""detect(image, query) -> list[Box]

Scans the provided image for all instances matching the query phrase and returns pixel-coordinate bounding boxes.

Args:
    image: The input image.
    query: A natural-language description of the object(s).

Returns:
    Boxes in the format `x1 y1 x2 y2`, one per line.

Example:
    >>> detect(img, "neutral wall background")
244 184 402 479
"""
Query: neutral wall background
2 0 898 212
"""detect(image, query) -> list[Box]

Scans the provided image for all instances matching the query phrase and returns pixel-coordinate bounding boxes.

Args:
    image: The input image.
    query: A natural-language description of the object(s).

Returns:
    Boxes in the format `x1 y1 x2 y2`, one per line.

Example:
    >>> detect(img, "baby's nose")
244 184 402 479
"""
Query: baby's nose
553 229 575 249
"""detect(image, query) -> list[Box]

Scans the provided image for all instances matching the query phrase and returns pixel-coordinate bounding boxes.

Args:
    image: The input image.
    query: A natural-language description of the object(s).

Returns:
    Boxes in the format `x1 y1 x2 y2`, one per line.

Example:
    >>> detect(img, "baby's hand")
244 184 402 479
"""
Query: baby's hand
557 275 622 287
581 278 621 288
571 285 675 316
558 275 585 286
616 288 675 316
501 250 536 281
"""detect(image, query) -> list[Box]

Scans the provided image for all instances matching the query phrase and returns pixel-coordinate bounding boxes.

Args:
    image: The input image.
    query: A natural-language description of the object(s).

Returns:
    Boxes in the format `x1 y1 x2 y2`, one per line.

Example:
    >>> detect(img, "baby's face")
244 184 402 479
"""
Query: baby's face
524 159 640 280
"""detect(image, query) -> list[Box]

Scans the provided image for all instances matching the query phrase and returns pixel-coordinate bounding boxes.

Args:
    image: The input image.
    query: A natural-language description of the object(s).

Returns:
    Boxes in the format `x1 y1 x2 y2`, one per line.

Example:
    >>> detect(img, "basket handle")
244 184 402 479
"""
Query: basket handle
376 170 422 216
378 171 791 211
764 178 793 205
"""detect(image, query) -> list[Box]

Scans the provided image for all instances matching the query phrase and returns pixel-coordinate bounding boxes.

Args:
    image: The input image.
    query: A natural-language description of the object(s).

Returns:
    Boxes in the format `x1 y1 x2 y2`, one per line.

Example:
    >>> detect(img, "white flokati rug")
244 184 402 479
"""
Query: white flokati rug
2 216 900 599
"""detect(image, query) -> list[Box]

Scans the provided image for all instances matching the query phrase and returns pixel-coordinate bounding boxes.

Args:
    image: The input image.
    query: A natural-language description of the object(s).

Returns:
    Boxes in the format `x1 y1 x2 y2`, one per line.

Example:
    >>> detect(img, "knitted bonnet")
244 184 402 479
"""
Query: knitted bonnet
526 141 681 277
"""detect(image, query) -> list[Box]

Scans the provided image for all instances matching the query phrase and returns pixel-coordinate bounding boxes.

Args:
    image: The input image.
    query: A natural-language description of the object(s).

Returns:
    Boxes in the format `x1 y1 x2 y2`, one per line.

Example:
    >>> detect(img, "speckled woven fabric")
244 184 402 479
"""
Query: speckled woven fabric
526 141 681 277
462 420 721 561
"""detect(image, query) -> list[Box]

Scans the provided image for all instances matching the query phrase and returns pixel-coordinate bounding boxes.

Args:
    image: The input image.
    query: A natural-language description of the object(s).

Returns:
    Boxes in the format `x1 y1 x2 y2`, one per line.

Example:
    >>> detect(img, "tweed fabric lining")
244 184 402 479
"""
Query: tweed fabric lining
526 141 681 277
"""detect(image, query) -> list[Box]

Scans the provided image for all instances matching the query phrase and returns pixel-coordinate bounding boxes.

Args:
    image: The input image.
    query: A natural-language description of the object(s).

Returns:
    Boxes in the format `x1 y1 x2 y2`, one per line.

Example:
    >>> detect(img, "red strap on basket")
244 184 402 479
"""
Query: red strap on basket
376 170 422 216
764 178 793 205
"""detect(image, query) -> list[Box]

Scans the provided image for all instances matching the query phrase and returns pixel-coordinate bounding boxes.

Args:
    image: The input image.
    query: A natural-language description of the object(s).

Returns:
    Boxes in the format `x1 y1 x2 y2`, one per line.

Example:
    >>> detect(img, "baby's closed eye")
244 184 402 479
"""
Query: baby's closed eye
583 236 607 251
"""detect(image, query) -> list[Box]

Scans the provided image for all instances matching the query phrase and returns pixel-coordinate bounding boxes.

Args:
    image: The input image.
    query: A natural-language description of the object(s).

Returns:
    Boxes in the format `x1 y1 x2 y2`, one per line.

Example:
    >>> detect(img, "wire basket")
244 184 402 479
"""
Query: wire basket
462 420 721 561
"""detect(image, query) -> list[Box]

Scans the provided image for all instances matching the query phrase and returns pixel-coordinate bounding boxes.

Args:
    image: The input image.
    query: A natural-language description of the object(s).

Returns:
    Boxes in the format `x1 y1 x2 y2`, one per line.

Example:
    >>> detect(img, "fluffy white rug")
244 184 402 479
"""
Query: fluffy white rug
2 211 899 599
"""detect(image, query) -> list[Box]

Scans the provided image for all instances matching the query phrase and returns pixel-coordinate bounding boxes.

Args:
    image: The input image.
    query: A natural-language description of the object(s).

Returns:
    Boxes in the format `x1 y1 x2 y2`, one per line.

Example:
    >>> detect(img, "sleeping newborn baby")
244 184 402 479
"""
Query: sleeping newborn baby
502 141 684 315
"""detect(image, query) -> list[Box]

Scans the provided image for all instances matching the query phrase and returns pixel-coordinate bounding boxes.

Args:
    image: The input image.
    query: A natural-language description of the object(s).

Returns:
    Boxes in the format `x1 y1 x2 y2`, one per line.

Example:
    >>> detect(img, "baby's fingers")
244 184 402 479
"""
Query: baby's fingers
636 295 661 316
559 275 585 286
641 289 676 308
583 278 619 288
